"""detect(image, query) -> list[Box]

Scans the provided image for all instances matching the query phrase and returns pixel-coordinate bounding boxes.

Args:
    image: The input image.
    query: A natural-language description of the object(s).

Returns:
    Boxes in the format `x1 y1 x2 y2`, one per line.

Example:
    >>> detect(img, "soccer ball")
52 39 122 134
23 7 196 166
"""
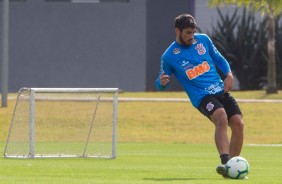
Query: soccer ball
226 156 249 179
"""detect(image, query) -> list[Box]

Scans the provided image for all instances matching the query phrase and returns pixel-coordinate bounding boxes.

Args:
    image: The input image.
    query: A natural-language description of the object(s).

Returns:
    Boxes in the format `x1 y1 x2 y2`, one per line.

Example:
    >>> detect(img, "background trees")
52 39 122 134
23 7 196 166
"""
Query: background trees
208 0 282 93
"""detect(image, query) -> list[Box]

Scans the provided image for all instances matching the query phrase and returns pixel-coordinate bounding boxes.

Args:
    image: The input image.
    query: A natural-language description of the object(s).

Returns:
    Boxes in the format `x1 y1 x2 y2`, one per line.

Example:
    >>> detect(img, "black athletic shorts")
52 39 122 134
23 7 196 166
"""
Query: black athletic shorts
197 92 242 120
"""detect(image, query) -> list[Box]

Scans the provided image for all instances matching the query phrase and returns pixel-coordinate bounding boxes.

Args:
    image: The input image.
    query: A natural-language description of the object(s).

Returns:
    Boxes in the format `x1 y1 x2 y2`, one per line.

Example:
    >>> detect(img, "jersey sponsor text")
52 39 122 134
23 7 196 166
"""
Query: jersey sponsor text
186 61 210 80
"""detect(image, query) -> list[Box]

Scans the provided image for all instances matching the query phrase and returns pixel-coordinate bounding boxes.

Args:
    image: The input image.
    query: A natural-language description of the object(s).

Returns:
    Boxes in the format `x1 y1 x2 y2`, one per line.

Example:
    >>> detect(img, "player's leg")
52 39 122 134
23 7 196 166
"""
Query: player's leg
210 108 230 177
210 108 230 163
197 95 230 177
228 114 244 158
223 93 244 158
197 95 230 164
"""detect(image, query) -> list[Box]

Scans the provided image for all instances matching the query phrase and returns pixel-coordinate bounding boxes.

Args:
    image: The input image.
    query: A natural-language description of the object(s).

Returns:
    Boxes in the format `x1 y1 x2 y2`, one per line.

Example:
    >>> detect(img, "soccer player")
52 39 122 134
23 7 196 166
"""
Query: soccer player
155 14 244 178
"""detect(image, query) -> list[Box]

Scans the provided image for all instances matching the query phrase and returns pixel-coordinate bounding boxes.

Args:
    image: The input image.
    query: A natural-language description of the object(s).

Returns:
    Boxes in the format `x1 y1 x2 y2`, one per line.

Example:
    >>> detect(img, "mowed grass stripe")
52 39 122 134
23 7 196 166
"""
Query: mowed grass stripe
0 143 281 184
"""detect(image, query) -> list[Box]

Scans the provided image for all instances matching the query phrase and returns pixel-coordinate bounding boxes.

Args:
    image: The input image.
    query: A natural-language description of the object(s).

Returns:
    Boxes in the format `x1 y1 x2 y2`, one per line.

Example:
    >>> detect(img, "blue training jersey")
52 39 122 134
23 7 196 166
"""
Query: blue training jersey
155 33 231 108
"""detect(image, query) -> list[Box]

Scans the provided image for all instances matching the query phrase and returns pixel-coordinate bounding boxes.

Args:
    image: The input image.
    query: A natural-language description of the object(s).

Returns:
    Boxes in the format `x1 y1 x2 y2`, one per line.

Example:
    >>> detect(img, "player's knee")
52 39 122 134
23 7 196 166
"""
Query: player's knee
213 115 229 129
229 116 244 132
216 120 229 129
211 108 228 128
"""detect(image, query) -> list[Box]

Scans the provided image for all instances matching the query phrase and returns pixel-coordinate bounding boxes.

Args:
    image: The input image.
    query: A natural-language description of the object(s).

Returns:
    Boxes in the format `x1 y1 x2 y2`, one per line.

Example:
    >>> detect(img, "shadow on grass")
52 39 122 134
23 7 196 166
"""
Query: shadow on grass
143 178 213 181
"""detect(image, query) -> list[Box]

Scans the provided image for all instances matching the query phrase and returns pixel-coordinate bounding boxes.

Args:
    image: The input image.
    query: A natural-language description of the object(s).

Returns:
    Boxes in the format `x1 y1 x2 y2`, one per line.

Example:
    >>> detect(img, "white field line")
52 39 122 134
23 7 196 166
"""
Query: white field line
6 96 282 103
118 97 282 103
246 144 282 147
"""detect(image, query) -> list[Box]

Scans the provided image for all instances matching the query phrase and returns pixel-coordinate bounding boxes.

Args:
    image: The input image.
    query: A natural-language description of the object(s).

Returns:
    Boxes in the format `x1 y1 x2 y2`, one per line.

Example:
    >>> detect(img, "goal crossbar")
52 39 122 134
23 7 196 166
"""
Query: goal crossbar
30 88 119 93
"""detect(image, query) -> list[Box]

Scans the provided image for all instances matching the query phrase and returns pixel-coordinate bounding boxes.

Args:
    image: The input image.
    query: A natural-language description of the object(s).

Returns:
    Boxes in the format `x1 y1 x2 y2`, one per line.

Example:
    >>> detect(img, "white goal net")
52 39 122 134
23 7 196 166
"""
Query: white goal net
4 88 118 159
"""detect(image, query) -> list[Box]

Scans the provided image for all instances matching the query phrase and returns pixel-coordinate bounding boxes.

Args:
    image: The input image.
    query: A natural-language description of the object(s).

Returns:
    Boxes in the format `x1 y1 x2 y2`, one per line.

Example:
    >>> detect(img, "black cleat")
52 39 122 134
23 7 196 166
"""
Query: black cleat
216 164 229 178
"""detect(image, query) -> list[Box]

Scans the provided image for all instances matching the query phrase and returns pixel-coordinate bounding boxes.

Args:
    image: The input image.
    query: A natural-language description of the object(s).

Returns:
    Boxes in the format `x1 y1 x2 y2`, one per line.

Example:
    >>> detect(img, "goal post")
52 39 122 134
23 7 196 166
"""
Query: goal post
4 88 118 159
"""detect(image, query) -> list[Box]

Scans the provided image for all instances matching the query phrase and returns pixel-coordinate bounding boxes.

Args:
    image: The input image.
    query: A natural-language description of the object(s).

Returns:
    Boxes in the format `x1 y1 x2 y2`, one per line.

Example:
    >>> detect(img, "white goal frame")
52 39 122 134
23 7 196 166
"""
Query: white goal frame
4 88 118 159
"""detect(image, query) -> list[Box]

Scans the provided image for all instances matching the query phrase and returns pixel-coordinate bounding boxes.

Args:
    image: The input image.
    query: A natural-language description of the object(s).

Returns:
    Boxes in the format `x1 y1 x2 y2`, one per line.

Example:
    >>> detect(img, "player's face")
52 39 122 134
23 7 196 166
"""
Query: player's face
178 27 196 47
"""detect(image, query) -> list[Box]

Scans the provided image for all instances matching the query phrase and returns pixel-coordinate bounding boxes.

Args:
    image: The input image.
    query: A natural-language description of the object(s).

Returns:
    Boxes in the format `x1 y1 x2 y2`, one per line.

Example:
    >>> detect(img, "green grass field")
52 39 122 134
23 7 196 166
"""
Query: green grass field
0 143 281 184
0 90 282 183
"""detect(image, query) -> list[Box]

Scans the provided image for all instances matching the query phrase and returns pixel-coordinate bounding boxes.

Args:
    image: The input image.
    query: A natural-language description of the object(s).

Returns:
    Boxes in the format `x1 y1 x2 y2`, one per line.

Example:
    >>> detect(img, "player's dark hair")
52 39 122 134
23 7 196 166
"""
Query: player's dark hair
175 14 197 31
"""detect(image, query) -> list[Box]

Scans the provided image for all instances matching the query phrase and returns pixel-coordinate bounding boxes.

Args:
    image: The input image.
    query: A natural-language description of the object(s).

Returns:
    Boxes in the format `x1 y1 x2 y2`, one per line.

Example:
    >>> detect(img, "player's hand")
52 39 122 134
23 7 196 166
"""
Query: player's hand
224 72 233 93
160 72 170 87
